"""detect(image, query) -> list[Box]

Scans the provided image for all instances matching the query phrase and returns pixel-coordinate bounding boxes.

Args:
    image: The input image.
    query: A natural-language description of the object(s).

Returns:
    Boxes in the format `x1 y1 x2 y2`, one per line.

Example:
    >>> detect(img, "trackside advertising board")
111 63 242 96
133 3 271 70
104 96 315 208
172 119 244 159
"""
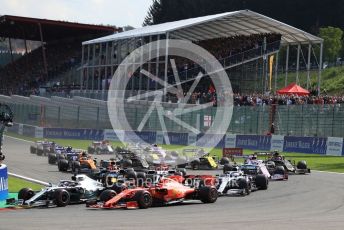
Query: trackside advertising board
6 123 344 156
326 137 343 156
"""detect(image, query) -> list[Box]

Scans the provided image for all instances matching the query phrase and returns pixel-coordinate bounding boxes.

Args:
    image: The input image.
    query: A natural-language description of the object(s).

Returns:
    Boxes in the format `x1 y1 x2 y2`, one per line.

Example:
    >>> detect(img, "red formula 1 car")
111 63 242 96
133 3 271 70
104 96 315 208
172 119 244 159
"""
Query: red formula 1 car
86 175 218 209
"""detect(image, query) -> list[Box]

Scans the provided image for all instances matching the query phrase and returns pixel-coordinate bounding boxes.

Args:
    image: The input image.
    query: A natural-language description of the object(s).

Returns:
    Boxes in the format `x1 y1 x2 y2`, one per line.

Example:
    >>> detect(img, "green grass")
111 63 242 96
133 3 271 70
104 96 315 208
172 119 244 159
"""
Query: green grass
8 176 43 193
5 132 344 173
275 66 344 95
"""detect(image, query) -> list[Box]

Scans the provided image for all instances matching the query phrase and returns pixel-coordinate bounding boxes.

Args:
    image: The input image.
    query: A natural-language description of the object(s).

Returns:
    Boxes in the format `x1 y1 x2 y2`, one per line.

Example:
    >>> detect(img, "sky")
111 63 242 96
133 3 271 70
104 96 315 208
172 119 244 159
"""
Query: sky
0 0 152 28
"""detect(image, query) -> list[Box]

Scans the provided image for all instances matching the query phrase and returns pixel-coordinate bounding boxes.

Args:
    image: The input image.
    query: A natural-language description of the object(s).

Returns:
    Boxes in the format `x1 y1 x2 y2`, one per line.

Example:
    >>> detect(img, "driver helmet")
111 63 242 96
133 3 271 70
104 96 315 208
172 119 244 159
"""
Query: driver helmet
81 151 87 157
66 146 72 152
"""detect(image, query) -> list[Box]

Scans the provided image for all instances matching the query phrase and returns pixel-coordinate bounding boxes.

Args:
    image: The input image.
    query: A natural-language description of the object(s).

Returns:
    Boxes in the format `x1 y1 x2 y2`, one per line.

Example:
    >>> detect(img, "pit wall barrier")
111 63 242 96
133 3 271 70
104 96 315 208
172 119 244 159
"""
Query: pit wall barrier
6 123 344 156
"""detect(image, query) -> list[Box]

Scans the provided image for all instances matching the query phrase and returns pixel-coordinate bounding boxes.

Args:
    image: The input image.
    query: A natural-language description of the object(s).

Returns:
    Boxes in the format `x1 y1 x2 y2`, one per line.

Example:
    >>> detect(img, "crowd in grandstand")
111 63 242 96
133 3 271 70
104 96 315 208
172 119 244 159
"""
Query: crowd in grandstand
166 89 344 106
0 40 81 95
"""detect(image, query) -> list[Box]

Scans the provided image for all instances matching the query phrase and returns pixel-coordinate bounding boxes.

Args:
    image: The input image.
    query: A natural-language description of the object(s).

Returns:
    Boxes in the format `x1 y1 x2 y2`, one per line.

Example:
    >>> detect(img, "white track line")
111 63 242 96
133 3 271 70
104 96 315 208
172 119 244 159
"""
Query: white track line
312 170 344 175
4 135 34 143
8 172 49 186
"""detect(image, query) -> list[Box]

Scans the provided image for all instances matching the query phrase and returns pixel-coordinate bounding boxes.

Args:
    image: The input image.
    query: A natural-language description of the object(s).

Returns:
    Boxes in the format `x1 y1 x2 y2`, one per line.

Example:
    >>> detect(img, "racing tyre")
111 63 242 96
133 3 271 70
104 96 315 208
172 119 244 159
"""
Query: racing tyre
58 159 69 172
72 161 81 174
99 189 117 202
177 168 187 177
30 146 36 154
125 170 137 180
297 160 307 170
36 149 43 156
238 179 251 196
220 157 230 165
274 166 285 175
18 188 35 201
136 172 147 187
134 191 152 209
122 159 132 168
191 159 201 170
255 175 268 190
54 189 70 207
48 153 57 165
223 163 234 174
198 187 218 203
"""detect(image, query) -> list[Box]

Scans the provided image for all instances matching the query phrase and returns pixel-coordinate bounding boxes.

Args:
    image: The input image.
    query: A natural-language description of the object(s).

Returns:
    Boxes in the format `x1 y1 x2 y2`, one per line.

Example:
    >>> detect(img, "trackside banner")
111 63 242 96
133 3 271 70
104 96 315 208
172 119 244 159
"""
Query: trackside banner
326 137 343 156
236 135 271 150
283 136 327 154
44 128 104 140
6 123 344 155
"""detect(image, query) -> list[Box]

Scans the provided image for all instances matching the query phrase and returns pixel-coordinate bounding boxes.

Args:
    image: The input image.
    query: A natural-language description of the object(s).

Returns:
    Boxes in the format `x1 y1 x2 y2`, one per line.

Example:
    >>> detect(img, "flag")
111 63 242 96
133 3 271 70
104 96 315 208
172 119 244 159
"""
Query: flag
269 55 274 91
208 84 215 93
204 115 212 127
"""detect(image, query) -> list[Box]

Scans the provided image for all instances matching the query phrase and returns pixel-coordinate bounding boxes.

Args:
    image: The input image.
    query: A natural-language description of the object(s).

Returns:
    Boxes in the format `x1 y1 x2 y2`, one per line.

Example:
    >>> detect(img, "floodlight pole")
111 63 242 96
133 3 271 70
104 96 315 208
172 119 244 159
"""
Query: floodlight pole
306 43 312 90
318 42 323 96
296 44 301 84
285 45 289 86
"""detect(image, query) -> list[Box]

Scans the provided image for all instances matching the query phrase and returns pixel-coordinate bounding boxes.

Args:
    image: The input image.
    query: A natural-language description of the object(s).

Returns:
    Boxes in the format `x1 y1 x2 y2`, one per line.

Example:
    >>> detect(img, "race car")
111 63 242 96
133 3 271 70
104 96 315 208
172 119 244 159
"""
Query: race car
87 140 114 155
57 151 98 174
30 140 56 156
183 148 218 170
6 174 105 208
115 146 150 171
256 151 311 174
217 166 268 196
86 174 218 209
47 145 71 165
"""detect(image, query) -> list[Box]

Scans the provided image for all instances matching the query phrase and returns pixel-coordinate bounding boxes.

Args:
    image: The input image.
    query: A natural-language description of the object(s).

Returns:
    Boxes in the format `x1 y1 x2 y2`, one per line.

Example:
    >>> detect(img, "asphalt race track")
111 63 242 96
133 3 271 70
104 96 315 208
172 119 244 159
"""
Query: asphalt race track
1 136 344 230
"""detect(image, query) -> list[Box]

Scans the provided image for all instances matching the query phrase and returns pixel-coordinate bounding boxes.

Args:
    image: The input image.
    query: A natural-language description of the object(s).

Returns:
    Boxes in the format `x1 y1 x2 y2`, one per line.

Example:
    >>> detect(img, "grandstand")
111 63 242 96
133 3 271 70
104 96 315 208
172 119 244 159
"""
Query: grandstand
0 15 119 95
81 10 323 95
1 10 335 137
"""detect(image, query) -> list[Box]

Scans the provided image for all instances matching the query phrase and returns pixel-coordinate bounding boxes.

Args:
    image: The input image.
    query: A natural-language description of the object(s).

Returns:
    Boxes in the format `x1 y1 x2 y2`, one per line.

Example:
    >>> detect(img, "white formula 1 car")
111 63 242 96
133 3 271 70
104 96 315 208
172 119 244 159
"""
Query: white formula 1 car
6 174 105 208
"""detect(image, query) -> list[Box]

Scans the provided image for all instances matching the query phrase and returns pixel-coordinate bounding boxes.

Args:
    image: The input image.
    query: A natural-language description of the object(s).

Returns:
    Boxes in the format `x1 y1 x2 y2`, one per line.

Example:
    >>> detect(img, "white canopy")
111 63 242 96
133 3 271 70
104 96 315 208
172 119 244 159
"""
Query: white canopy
83 10 322 45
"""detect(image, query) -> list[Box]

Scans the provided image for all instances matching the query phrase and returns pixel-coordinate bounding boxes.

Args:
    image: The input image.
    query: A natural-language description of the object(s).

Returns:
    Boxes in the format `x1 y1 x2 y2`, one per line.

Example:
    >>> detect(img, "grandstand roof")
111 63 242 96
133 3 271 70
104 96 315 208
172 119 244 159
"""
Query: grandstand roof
83 10 322 45
0 15 117 42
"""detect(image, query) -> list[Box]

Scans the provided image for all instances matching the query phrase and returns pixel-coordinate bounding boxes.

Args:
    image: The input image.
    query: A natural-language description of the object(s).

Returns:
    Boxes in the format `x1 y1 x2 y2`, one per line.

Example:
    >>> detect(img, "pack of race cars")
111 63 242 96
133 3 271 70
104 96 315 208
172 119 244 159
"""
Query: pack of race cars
7 141 310 210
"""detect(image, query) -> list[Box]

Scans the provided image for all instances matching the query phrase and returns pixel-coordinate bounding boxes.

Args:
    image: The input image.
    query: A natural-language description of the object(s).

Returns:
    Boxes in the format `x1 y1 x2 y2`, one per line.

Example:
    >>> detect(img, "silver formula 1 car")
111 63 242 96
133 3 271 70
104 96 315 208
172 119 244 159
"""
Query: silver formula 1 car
6 174 105 208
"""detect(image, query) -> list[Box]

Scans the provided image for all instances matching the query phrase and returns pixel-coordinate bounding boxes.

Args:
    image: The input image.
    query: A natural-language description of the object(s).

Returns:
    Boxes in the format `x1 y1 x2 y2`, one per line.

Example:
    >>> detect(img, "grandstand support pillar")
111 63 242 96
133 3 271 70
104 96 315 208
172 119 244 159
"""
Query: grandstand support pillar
155 35 160 91
98 44 102 90
296 44 301 84
147 36 152 91
80 45 85 90
306 43 312 90
318 42 323 96
164 33 169 95
285 45 289 86
38 23 48 78
139 37 144 92
92 44 96 90
8 37 14 63
274 51 279 92
86 45 91 90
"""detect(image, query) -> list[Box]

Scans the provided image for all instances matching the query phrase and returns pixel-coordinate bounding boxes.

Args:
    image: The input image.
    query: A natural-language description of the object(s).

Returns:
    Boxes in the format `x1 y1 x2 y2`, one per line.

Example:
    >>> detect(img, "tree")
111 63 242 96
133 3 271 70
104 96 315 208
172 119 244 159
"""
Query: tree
319 27 343 62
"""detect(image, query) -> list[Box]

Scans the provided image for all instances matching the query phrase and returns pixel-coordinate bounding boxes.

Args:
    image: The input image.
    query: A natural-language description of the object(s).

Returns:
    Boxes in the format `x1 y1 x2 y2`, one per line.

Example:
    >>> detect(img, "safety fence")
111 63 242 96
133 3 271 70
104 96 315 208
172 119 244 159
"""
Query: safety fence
6 101 344 138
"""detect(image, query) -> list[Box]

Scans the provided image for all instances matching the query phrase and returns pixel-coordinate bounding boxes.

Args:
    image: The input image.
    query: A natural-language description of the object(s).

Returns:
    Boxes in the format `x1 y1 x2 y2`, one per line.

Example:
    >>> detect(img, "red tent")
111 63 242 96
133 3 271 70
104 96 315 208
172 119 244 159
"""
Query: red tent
277 83 310 95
